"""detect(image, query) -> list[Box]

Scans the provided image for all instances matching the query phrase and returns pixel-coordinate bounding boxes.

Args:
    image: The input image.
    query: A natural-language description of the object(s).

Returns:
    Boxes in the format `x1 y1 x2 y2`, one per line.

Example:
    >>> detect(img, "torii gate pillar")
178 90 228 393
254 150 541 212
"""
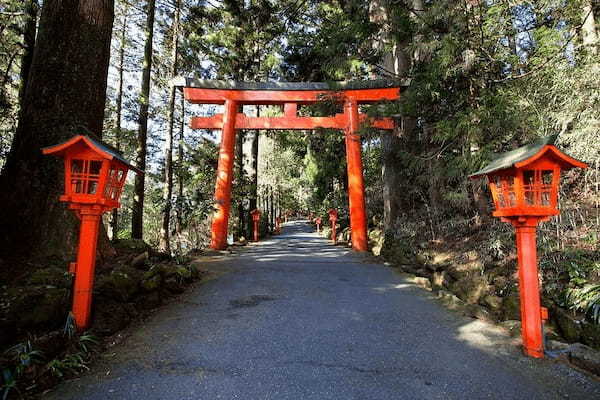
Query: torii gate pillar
210 99 238 250
345 99 368 251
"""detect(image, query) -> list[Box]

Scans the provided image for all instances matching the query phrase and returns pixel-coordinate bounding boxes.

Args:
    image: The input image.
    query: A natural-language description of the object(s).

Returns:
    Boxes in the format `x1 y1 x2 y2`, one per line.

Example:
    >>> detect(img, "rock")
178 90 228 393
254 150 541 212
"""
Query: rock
411 276 432 291
7 287 70 330
152 251 172 262
464 304 492 321
432 271 451 290
164 277 185 294
431 251 455 266
502 292 521 321
369 229 384 256
415 253 429 266
175 266 192 281
437 290 465 310
553 306 583 343
381 238 414 266
27 267 71 289
114 239 151 253
447 260 484 281
581 321 600 349
95 268 140 302
547 340 569 351
500 320 521 337
485 265 509 280
130 251 149 269
492 276 509 291
450 275 489 304
482 294 502 311
140 274 162 292
567 343 600 376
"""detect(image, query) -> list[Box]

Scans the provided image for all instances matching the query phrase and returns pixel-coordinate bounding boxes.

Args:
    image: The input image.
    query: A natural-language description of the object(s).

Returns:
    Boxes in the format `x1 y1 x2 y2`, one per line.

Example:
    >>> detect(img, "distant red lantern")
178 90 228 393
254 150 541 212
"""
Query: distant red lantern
43 135 142 331
275 217 282 234
471 135 587 358
315 217 322 233
250 209 261 242
328 209 338 244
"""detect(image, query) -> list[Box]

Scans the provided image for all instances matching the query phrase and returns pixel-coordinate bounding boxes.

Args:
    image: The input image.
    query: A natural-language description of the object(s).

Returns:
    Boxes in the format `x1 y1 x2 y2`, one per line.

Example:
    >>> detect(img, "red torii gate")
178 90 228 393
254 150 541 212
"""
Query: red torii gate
175 78 401 252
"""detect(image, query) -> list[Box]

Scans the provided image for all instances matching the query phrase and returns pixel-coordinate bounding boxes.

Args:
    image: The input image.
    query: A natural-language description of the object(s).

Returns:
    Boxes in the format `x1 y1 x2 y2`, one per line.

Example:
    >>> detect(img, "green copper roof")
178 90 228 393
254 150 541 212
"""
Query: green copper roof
470 135 558 178
171 77 408 91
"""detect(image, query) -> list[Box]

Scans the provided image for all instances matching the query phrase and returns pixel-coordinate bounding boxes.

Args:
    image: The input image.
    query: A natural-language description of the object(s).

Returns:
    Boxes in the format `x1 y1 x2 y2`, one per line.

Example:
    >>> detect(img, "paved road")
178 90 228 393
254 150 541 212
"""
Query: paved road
49 221 600 399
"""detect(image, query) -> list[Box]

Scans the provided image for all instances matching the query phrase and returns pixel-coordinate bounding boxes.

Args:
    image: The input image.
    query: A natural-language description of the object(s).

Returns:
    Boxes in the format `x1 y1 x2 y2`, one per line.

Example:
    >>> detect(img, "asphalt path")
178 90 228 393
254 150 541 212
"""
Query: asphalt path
48 221 600 399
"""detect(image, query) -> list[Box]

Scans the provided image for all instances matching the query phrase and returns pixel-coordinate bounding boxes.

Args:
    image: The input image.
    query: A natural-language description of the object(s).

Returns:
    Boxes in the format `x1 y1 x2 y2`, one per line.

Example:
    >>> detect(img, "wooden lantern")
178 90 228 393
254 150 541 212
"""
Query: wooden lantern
250 209 261 242
471 135 587 358
43 135 141 210
328 209 338 244
43 135 142 331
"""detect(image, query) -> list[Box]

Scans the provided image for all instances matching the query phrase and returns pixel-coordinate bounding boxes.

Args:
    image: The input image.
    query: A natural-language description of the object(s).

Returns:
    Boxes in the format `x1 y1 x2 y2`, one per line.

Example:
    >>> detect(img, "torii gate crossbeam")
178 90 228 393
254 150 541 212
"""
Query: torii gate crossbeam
176 78 401 252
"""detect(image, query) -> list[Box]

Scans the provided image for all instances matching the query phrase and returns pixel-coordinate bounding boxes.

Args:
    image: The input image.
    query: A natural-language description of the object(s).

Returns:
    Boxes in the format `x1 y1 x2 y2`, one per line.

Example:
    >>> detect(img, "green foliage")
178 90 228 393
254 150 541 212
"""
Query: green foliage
1 340 44 399
565 284 600 323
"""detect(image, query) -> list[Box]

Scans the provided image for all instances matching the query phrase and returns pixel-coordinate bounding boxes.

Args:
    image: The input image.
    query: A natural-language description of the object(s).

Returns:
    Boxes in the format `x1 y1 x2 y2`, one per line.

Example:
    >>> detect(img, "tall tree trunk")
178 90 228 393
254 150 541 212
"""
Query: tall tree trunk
159 1 181 253
247 106 260 235
17 0 38 110
369 0 420 234
132 0 156 240
0 0 115 260
109 3 129 240
582 0 598 55
236 128 246 239
175 94 185 252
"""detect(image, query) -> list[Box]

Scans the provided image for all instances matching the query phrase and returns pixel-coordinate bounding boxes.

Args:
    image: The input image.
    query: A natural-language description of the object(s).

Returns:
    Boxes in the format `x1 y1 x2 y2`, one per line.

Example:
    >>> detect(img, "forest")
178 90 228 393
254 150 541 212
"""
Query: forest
0 0 599 397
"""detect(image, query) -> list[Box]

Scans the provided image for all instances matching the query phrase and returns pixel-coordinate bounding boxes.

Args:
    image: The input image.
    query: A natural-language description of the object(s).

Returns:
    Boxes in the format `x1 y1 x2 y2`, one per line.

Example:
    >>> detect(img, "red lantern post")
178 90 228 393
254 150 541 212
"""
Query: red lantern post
471 135 587 358
250 209 261 242
315 217 322 233
328 209 338 244
43 135 142 331
275 217 282 234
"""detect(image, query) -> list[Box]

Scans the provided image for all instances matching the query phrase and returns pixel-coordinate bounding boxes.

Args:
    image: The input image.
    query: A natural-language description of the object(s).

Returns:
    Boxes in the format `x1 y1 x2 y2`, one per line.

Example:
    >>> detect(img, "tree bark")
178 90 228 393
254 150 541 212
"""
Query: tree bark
236 127 246 239
369 0 420 233
159 1 180 253
131 0 156 240
0 0 114 260
109 3 129 240
175 94 185 252
17 0 38 110
247 106 260 235
582 0 598 55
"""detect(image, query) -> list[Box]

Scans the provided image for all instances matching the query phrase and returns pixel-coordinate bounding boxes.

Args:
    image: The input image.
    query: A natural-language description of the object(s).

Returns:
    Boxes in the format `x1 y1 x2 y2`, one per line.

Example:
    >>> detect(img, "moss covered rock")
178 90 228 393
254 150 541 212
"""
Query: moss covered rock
113 238 151 253
450 275 489 304
380 236 414 266
502 292 521 321
140 274 162 292
26 267 71 289
7 286 70 330
553 306 583 343
95 267 141 301
581 321 600 349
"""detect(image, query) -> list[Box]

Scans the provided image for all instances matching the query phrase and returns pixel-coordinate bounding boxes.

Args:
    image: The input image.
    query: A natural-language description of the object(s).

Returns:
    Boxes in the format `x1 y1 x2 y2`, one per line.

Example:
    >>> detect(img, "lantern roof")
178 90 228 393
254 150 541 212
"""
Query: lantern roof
42 135 143 174
470 135 587 178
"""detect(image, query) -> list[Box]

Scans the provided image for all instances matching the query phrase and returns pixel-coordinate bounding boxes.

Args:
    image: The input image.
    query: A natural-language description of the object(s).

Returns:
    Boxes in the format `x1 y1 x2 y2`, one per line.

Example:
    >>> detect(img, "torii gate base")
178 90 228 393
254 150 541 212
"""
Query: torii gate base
178 79 400 252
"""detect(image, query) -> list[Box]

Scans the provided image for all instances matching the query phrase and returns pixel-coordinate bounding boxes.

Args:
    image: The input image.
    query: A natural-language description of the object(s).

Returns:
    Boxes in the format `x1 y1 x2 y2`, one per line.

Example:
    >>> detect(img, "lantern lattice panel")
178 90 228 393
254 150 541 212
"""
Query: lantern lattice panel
70 159 103 195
